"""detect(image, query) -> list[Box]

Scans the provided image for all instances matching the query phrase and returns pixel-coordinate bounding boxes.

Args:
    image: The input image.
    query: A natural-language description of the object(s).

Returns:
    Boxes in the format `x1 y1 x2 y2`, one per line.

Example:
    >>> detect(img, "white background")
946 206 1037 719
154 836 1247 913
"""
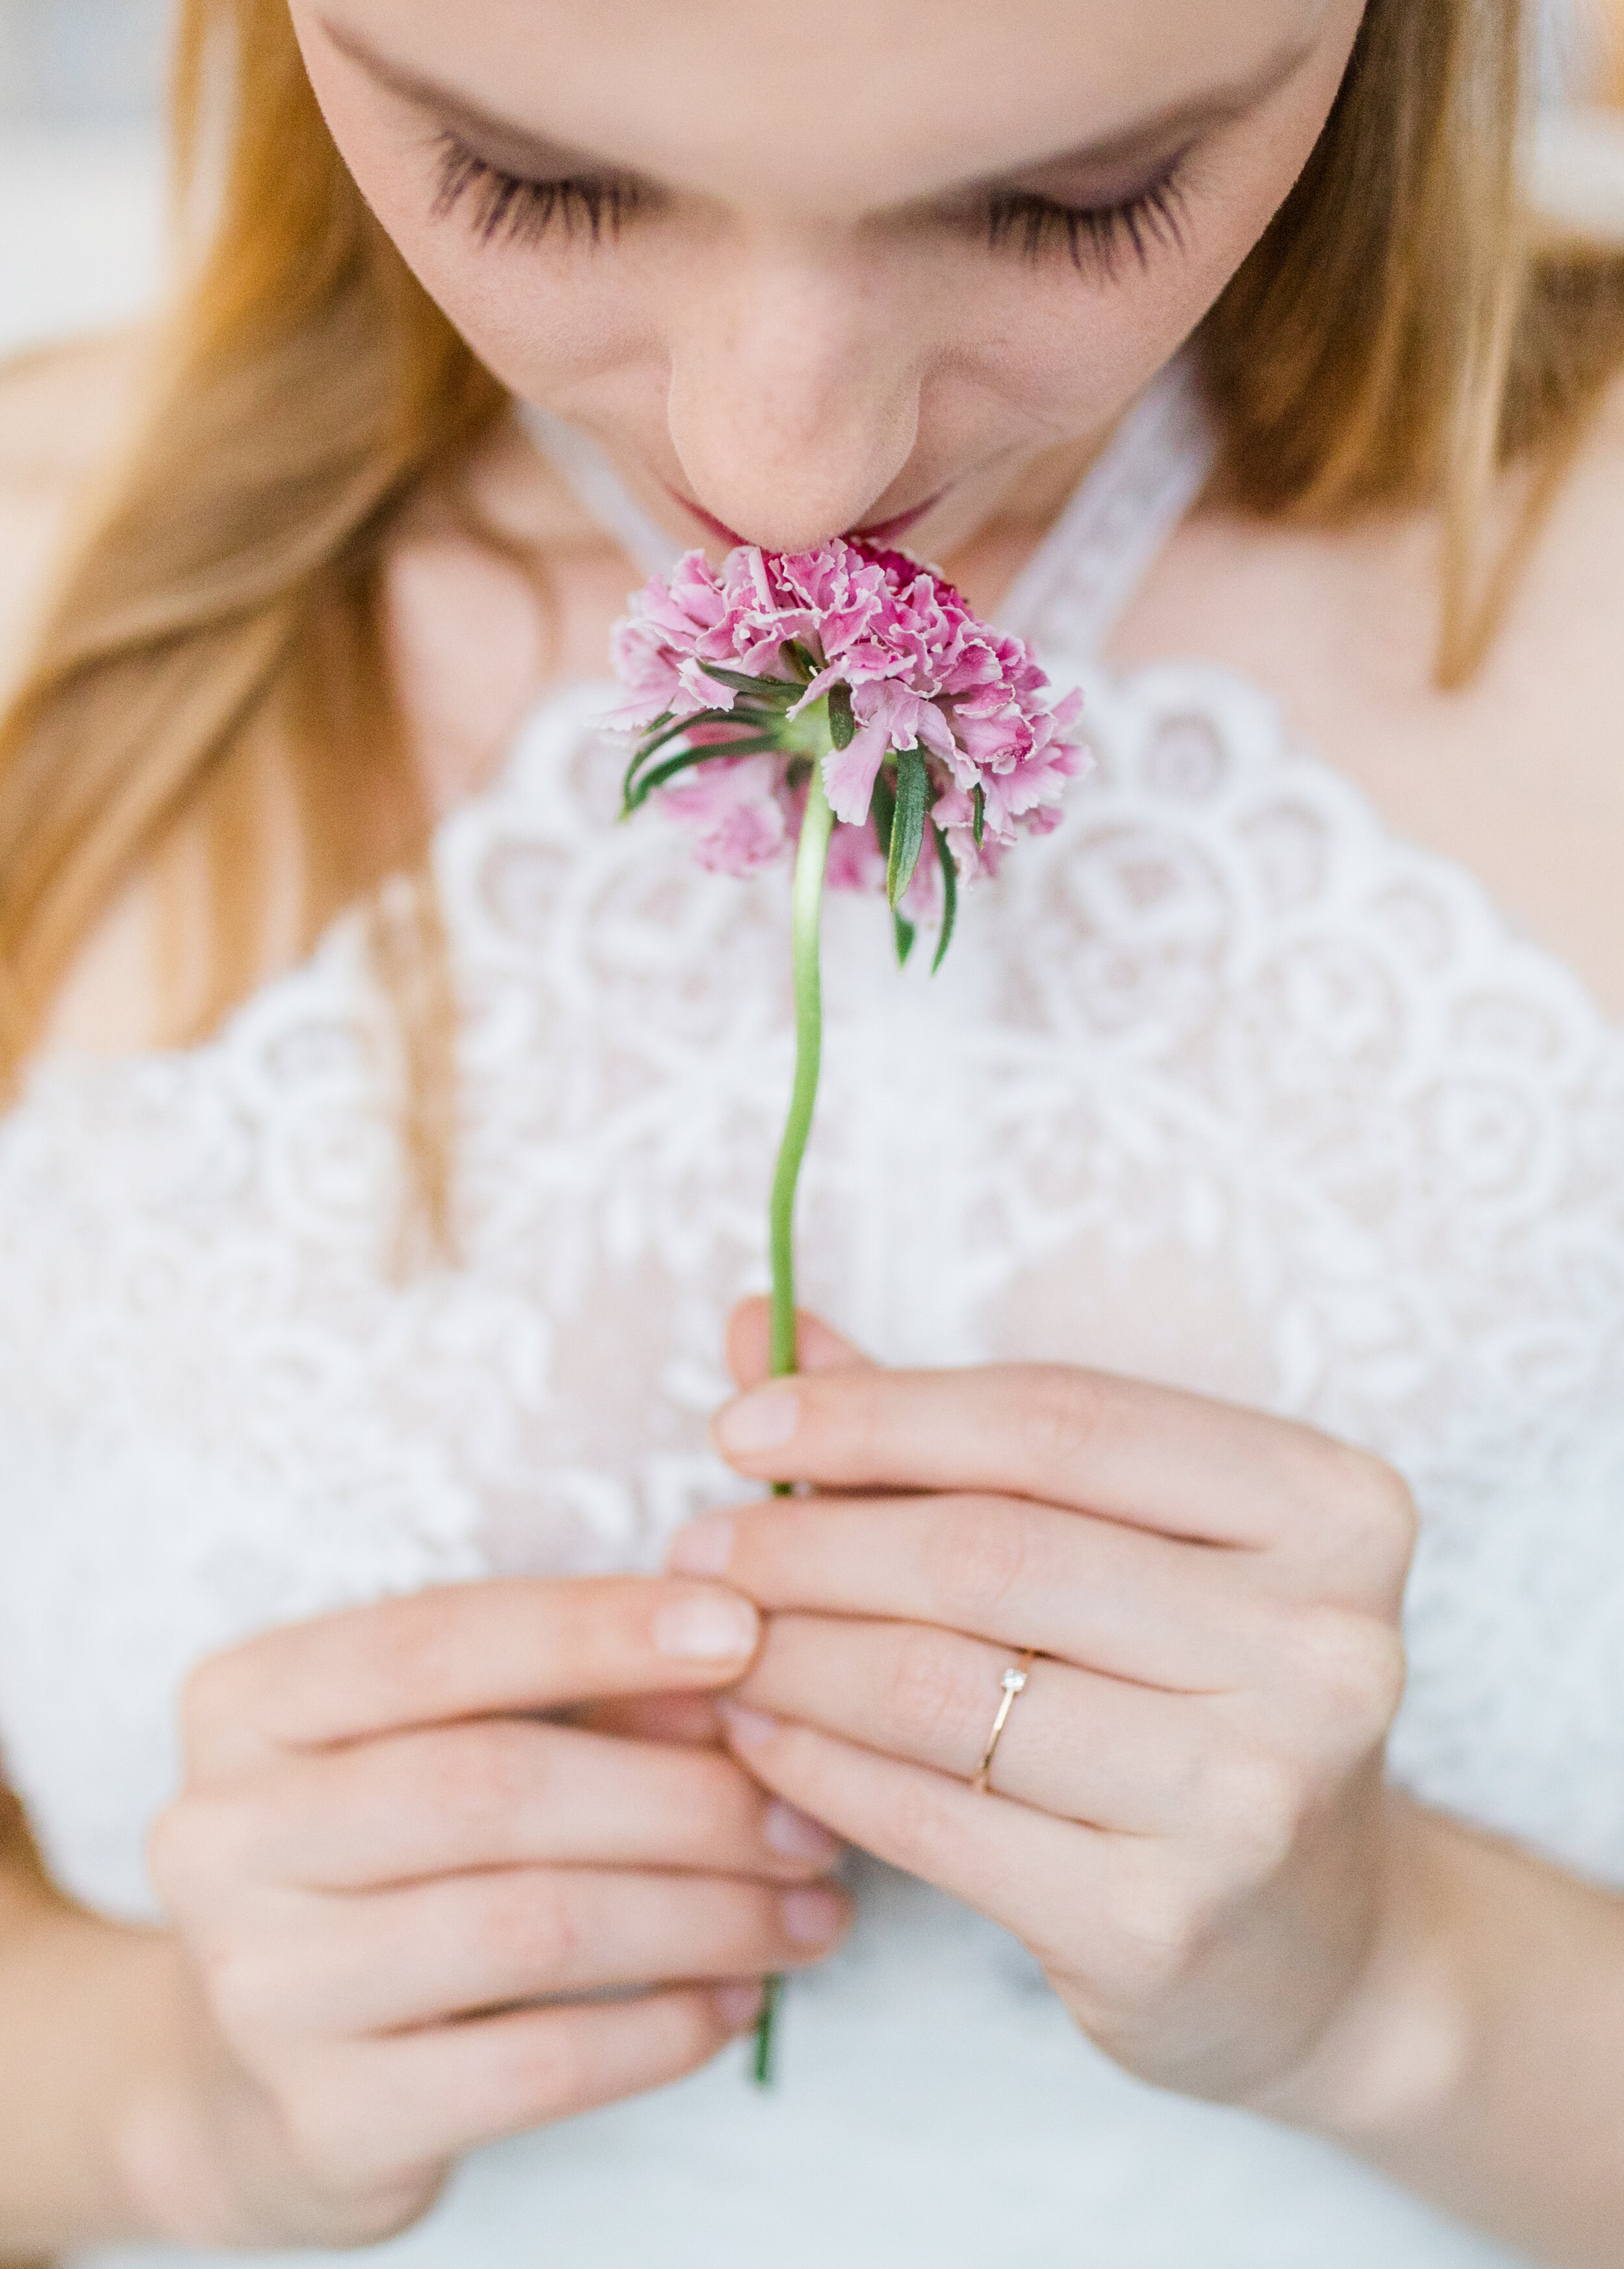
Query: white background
0 0 171 358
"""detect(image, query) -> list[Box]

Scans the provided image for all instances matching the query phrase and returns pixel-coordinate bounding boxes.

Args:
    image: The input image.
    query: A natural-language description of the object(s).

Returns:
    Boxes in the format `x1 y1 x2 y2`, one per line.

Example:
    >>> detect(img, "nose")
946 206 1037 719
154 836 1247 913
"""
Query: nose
664 245 921 551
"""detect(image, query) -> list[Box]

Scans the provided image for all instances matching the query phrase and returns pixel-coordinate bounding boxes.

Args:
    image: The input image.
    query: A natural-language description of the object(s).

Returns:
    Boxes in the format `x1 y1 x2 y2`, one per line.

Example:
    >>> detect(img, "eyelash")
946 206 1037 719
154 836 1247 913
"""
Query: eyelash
431 132 1188 278
983 173 1187 276
432 137 642 244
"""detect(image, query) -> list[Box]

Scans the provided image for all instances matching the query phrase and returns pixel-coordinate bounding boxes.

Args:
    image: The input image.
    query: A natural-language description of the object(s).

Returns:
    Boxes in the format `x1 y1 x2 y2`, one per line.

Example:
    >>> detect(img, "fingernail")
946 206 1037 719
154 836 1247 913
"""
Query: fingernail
782 1886 846 1946
763 1801 841 1866
717 1981 767 2030
720 1701 780 1748
666 1514 735 1578
652 1592 759 1662
716 1388 799 1458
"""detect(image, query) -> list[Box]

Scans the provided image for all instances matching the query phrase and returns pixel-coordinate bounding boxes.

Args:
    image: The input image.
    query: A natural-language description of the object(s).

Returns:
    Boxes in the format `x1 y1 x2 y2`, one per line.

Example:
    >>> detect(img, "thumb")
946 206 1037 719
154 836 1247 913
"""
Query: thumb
725 1299 874 1391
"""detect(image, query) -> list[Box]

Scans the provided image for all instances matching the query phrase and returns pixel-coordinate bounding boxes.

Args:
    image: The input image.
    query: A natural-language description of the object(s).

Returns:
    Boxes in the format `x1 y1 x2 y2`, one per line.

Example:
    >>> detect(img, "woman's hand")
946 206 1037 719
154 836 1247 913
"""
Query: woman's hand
672 1302 1415 2112
140 1575 848 2248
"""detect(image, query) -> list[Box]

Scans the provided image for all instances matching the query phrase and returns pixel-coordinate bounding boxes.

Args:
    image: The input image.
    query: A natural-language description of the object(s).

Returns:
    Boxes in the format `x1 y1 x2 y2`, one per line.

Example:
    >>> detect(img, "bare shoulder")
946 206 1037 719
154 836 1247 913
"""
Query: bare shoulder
0 328 153 698
1117 355 1624 1015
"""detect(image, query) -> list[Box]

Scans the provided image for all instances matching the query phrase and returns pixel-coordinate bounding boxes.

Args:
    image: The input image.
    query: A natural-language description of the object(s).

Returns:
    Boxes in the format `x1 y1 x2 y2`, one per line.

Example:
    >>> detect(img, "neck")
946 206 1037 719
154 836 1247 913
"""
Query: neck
938 425 1114 618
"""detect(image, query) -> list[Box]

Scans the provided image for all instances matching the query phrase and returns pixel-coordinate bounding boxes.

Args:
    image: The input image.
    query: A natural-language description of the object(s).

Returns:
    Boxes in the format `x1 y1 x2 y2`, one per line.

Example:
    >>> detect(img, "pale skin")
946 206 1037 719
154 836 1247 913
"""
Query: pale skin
1 0 1623 2254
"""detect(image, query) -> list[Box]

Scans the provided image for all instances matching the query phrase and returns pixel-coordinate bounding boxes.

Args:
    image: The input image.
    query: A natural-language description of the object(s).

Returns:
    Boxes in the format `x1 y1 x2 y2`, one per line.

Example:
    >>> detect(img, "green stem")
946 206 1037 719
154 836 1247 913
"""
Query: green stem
752 752 835 2092
769 761 836 1383
752 1971 786 2090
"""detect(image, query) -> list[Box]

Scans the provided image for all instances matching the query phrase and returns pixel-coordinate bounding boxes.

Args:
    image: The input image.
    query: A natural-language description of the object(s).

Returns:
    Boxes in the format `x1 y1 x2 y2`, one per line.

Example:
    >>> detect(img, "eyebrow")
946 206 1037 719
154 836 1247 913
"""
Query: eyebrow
320 16 1309 196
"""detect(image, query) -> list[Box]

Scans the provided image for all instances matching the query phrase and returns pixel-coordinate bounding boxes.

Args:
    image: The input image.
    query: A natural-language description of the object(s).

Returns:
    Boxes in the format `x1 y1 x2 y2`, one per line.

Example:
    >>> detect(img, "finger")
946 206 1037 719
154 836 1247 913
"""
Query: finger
713 1361 1404 1562
720 1703 1110 1962
183 1578 762 1779
320 1984 765 2181
570 1693 728 1747
726 1300 872 1392
670 1493 1264 1688
203 1721 841 1890
741 1612 1212 1833
240 1868 852 2035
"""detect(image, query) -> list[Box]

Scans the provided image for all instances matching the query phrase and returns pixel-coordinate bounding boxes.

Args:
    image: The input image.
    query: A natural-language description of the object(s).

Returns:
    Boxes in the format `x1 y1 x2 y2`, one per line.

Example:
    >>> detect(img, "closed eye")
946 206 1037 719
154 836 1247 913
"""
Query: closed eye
429 125 1189 281
984 170 1189 279
431 133 644 244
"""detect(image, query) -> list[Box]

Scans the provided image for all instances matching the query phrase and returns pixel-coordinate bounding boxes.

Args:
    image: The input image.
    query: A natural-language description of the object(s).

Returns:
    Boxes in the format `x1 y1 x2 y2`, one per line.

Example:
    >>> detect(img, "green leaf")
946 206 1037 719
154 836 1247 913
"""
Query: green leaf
784 640 821 684
699 664 800 704
972 784 986 850
870 768 896 857
622 713 699 796
931 820 958 974
893 913 917 967
724 706 791 735
622 707 737 807
624 745 724 812
887 746 928 909
623 736 785 813
827 683 856 750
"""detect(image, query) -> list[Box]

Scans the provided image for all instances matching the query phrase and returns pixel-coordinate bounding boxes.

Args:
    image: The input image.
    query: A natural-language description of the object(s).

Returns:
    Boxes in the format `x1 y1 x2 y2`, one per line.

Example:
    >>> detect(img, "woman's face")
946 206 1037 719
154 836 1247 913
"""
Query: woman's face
290 0 1365 557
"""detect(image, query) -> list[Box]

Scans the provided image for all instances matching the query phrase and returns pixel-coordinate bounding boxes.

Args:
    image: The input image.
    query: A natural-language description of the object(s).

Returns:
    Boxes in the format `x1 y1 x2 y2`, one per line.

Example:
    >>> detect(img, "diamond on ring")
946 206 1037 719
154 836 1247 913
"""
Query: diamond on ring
971 1649 1037 1793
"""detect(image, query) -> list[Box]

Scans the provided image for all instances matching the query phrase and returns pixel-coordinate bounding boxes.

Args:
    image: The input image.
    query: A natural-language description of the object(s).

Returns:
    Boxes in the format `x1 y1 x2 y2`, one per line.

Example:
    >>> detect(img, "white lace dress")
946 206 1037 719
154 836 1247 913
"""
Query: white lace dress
3 366 1616 2268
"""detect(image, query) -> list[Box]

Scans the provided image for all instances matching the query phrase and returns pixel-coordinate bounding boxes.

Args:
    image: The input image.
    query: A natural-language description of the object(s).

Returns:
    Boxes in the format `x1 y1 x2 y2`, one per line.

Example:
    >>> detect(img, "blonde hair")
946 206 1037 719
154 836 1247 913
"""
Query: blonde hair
1 0 1621 1227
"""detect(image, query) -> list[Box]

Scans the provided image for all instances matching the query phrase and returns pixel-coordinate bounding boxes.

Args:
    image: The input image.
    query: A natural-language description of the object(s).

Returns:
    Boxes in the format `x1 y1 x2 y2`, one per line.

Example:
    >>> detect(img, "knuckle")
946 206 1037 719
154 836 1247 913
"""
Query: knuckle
1212 1749 1310 1881
658 1990 737 2085
719 1871 779 1947
437 1720 548 1829
196 1929 287 2047
672 1989 734 2070
1326 1446 1419 1584
881 1769 967 1879
486 1876 582 1984
147 1786 264 1918
216 2039 433 2229
364 1589 467 1707
271 2064 429 2218
921 1497 1031 1624
177 1650 244 1762
144 1799 203 1911
503 2013 592 2123
681 1753 752 1851
273 2066 368 2188
1291 1609 1408 1743
1013 1367 1104 1477
826 1369 894 1469
887 1625 970 1749
1099 1866 1207 2004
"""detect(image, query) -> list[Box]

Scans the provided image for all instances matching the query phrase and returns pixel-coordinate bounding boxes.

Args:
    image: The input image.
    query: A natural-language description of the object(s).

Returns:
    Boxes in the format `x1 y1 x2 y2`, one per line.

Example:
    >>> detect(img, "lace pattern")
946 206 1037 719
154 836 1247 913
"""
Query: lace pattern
5 659 1624 1920
1 375 1611 2269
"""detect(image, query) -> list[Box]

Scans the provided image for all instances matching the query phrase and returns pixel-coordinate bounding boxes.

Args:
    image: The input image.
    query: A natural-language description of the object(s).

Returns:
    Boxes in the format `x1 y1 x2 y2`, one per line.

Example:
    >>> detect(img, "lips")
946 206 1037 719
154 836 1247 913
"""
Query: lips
852 491 945 544
667 490 747 547
663 485 947 551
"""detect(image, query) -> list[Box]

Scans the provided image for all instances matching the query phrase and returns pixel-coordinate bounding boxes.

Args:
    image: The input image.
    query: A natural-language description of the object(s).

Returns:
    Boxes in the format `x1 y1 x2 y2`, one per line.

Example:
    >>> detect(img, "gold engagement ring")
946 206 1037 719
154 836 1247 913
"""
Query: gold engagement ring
971 1649 1037 1793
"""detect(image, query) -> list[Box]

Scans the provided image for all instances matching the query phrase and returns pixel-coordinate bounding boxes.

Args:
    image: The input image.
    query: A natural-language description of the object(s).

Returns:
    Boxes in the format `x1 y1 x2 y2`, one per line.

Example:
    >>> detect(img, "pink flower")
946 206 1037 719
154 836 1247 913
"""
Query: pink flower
659 754 790 877
612 535 1090 922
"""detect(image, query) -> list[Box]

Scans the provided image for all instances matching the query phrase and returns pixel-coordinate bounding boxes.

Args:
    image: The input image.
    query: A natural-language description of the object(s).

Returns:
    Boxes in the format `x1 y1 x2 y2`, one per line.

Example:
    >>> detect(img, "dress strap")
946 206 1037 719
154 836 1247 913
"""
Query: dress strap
995 354 1218 657
518 403 686 582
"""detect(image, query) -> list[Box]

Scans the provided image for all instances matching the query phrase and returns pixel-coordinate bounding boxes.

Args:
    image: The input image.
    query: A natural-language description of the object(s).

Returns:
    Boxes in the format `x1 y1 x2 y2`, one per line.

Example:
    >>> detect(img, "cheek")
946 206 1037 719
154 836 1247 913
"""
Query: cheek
953 105 1347 442
924 235 1235 446
290 16 657 405
396 231 659 409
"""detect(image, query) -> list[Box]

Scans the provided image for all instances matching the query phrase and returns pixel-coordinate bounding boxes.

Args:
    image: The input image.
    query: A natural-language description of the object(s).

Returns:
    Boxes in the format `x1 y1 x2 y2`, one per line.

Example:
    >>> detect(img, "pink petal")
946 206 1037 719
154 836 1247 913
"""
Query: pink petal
821 712 891 826
613 530 1090 907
